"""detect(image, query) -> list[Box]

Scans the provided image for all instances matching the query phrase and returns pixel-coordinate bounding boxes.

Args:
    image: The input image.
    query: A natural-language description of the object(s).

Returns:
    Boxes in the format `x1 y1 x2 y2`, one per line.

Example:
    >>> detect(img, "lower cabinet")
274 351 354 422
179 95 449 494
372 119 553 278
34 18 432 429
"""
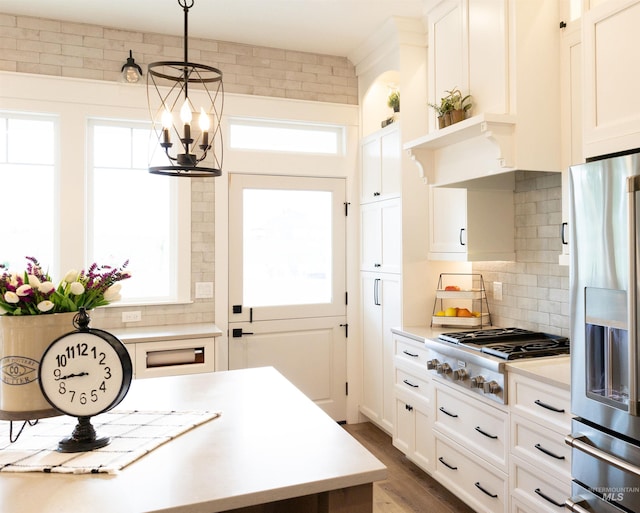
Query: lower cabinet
391 331 570 513
433 380 509 513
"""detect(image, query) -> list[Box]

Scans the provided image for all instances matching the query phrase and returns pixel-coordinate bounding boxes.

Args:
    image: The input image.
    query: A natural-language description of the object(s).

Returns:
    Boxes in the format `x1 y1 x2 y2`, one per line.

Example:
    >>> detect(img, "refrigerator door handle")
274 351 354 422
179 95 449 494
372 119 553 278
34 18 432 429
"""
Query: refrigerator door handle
566 433 640 477
565 496 594 513
628 175 639 415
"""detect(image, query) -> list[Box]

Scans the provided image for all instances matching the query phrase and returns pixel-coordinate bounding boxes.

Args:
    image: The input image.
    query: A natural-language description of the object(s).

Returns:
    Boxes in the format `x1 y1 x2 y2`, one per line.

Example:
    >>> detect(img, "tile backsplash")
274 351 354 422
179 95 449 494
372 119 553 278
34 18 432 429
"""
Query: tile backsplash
472 171 570 337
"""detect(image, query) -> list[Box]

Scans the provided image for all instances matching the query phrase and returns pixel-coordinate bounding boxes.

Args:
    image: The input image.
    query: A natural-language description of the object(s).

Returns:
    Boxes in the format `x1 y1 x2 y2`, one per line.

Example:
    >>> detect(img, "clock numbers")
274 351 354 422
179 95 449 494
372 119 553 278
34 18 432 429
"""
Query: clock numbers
55 345 107 367
52 343 112 404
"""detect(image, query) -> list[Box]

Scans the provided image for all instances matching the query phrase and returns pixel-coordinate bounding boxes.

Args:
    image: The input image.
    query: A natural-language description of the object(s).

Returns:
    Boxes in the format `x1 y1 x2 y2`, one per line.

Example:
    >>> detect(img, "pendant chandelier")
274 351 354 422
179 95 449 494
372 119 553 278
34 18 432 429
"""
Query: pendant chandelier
147 0 223 177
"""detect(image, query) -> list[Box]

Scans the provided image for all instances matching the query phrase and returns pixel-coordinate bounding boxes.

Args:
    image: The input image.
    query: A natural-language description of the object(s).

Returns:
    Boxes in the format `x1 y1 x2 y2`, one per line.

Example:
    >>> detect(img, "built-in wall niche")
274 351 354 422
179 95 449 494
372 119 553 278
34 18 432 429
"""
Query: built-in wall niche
362 70 399 138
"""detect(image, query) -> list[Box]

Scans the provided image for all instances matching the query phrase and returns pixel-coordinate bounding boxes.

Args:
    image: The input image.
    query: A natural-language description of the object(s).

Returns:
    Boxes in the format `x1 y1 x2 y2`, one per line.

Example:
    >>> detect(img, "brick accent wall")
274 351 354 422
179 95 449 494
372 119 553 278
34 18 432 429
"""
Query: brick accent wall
0 13 358 104
0 12 357 330
472 172 570 337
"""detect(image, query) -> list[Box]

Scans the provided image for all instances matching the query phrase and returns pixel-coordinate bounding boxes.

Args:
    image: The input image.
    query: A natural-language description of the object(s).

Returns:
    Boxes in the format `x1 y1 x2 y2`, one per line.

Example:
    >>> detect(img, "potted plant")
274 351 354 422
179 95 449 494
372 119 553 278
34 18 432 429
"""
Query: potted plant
387 90 400 113
428 96 454 128
445 88 472 124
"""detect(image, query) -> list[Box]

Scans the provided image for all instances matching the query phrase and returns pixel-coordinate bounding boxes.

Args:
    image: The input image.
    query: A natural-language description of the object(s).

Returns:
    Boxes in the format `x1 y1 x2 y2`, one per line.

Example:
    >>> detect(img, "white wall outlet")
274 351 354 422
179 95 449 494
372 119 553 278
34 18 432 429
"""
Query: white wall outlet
195 282 214 299
122 311 142 323
493 281 503 301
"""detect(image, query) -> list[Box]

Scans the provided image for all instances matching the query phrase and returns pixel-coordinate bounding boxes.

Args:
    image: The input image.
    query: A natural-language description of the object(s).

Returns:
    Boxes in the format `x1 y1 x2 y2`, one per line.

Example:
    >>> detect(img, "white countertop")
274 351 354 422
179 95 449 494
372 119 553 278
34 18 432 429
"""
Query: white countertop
0 367 386 513
506 356 571 390
109 323 222 344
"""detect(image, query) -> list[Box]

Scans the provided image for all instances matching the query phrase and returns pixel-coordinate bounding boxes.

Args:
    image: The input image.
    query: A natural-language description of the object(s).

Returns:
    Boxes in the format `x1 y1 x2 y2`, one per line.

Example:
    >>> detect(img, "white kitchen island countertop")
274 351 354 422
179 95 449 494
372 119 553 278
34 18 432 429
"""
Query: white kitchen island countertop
0 367 386 513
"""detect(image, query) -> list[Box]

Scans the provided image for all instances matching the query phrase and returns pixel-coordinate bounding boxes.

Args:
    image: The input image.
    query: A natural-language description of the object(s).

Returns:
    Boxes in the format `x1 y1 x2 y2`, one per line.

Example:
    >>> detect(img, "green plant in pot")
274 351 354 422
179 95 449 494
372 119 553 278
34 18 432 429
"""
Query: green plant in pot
428 96 454 128
445 88 472 124
387 90 400 113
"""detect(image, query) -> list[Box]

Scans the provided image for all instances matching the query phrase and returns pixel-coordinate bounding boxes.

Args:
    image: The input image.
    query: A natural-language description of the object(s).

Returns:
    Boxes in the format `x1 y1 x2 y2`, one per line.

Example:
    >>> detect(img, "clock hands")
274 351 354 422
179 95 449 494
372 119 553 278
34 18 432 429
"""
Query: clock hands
55 371 89 381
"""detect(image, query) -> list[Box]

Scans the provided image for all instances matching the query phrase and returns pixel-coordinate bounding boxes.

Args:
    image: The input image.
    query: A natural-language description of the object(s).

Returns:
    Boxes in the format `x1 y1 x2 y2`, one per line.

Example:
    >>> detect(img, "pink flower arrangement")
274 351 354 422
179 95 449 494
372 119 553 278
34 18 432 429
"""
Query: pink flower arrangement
0 256 131 316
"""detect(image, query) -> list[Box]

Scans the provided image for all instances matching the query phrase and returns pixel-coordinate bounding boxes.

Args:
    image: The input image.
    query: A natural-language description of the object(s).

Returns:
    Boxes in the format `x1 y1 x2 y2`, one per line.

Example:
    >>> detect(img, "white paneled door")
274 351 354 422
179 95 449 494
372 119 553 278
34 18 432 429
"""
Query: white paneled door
228 174 347 421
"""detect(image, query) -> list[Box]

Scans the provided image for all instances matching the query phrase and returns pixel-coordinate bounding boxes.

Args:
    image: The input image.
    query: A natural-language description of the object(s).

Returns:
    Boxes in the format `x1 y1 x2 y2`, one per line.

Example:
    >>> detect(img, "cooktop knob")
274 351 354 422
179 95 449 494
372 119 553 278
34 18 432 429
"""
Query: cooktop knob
452 368 468 381
470 376 485 388
436 362 452 375
483 380 500 394
426 359 439 371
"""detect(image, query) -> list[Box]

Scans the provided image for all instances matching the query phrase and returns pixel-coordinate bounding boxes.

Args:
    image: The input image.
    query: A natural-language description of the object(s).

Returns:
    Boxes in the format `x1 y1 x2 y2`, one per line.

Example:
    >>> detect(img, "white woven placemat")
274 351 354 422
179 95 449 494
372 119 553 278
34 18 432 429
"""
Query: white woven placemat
0 409 221 474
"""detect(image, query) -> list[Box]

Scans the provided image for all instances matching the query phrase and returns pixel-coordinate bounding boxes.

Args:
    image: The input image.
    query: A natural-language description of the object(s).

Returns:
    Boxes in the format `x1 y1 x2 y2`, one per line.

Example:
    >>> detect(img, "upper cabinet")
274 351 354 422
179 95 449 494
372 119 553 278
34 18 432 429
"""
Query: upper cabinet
407 0 562 186
582 0 640 158
361 123 402 203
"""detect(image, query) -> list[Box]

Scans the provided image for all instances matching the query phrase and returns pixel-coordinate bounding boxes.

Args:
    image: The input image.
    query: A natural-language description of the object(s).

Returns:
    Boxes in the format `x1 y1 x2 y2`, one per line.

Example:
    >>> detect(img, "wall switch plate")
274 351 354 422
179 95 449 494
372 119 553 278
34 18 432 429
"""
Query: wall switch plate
493 281 503 301
195 282 214 299
122 311 141 323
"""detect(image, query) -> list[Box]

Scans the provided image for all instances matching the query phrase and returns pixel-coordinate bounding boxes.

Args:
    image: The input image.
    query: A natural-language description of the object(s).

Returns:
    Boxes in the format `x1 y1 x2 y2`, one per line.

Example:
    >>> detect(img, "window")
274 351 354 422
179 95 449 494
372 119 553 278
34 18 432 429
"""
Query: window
229 118 344 155
1 109 190 306
87 119 190 304
0 113 57 271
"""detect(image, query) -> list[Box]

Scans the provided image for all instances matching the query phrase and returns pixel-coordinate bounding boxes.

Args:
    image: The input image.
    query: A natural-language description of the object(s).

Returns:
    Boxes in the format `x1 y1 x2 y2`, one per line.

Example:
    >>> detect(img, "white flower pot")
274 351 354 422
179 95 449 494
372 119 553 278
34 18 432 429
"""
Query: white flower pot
0 312 77 420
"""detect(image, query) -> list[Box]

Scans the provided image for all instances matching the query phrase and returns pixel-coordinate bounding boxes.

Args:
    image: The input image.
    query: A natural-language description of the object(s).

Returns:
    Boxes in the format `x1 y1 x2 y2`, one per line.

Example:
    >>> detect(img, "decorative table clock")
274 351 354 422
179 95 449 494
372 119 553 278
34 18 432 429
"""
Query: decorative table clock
38 308 133 452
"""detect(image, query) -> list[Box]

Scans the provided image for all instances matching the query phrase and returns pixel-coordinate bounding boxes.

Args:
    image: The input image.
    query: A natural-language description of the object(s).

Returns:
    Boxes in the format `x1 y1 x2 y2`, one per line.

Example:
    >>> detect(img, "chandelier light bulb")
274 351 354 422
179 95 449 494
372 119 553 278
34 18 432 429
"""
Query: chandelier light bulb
161 109 173 129
180 100 193 124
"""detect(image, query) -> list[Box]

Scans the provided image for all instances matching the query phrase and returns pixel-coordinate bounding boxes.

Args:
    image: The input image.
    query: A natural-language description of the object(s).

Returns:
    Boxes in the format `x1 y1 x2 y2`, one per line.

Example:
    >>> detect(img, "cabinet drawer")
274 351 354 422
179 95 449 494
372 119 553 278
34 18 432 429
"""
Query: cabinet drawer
134 337 215 378
435 384 508 471
511 413 571 479
396 368 430 403
509 373 571 433
394 335 430 368
511 455 571 513
435 434 508 513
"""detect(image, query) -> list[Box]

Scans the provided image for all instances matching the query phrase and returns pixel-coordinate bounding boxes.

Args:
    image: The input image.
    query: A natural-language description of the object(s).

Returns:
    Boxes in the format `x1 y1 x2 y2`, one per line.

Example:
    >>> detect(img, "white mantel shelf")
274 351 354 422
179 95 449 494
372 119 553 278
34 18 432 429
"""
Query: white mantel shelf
0 367 386 513
404 113 516 151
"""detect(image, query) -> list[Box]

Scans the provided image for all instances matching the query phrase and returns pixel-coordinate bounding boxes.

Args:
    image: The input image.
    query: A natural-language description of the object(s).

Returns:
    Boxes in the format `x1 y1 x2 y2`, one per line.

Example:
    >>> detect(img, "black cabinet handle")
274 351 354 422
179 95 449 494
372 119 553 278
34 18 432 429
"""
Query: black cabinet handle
535 443 565 460
402 349 419 358
459 228 466 246
439 406 458 418
561 222 569 245
232 328 254 338
475 426 498 439
405 404 413 412
535 488 565 507
403 379 419 388
475 482 498 499
534 399 565 413
438 457 458 470
374 263 381 267
373 191 381 196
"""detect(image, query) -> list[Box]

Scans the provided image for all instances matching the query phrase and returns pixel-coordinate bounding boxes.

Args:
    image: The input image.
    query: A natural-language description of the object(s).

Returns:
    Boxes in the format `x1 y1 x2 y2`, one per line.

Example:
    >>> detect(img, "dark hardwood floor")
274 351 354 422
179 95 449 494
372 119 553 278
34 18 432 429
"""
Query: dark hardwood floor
343 422 477 513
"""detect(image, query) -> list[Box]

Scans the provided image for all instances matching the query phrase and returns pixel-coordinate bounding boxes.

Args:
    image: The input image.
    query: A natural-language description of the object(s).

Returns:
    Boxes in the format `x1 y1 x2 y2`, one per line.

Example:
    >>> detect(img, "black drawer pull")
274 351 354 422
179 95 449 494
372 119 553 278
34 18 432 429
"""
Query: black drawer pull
475 482 498 498
403 379 419 388
402 349 419 358
475 426 498 439
438 457 457 470
534 399 565 413
405 404 413 412
535 488 565 507
535 443 565 460
439 406 458 418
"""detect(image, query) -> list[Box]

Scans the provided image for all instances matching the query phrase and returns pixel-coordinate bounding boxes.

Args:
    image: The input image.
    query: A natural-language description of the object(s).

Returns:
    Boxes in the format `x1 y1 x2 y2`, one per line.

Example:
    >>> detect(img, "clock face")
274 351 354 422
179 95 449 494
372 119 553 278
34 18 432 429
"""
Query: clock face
39 330 132 418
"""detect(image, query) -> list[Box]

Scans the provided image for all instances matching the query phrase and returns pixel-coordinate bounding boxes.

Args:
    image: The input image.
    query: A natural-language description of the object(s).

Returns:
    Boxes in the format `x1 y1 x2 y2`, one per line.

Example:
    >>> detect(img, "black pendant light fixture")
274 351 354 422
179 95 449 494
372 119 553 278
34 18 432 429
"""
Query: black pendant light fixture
147 0 223 177
121 50 143 83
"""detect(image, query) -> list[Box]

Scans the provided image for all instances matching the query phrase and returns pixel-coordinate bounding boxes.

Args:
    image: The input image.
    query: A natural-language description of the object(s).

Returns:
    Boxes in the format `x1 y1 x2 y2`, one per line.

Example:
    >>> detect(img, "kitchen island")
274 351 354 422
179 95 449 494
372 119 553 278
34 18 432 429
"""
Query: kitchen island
0 367 386 513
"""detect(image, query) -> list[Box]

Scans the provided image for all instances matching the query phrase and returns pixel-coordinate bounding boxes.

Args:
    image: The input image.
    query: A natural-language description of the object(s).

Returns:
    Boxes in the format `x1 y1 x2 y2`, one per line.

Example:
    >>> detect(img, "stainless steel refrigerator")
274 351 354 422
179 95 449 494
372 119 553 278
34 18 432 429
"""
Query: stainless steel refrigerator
566 151 640 513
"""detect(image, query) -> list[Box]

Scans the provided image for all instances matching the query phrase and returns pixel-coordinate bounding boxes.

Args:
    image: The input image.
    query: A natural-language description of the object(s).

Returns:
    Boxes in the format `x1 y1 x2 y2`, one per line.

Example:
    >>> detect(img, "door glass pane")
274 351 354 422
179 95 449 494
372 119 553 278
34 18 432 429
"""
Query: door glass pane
243 188 332 307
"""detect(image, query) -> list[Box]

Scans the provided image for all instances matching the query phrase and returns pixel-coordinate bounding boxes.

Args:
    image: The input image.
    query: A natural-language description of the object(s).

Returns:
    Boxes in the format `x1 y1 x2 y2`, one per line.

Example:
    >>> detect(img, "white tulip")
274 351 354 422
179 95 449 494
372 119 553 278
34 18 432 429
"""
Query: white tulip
16 284 32 297
38 281 55 294
27 275 41 287
37 300 55 312
69 282 85 295
64 269 80 282
104 283 122 302
4 291 19 304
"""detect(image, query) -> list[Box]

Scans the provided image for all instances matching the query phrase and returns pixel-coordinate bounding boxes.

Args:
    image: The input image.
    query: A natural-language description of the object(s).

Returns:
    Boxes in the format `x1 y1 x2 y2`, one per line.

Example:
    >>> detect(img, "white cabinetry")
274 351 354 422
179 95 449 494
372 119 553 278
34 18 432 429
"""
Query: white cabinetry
359 123 403 434
429 186 515 261
433 381 509 513
583 0 640 158
409 0 561 185
392 333 435 473
508 372 571 513
360 272 401 433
